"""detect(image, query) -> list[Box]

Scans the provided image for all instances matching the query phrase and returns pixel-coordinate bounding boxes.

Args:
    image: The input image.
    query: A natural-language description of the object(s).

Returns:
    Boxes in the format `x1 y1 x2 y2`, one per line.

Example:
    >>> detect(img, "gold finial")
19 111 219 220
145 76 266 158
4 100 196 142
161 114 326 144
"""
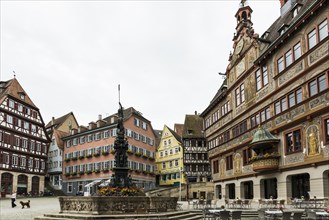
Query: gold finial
240 0 247 7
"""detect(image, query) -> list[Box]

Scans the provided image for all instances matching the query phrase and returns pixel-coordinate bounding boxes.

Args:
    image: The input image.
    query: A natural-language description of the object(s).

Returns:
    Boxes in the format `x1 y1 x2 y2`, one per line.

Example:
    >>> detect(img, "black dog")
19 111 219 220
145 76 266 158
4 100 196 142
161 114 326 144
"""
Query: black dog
20 200 30 209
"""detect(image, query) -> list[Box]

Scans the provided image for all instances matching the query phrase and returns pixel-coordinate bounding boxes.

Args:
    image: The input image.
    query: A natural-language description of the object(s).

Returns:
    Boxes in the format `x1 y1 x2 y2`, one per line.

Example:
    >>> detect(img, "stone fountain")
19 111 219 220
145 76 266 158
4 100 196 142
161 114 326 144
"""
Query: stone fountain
57 103 177 216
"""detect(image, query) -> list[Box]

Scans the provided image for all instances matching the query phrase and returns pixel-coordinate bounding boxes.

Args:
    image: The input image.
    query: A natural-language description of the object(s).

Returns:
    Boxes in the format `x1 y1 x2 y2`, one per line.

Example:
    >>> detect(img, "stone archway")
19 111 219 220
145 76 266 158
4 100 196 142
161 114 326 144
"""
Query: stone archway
1 173 13 197
17 174 28 196
31 176 40 195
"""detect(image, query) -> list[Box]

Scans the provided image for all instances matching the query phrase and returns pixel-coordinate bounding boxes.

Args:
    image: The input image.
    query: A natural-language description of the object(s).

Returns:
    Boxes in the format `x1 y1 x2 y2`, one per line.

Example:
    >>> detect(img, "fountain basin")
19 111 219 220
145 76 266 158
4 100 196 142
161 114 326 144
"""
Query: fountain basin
58 196 178 214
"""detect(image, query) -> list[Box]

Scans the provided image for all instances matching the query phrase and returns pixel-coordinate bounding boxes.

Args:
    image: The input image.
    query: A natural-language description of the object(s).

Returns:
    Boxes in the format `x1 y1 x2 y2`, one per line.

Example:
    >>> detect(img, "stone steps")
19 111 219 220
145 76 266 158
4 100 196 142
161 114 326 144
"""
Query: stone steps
35 211 204 220
34 209 269 220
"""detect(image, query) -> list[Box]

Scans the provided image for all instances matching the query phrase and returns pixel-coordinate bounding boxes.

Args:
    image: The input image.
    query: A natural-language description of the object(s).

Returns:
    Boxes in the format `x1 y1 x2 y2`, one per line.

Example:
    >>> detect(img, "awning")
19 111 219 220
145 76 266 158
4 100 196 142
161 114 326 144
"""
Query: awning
98 178 112 187
84 179 102 188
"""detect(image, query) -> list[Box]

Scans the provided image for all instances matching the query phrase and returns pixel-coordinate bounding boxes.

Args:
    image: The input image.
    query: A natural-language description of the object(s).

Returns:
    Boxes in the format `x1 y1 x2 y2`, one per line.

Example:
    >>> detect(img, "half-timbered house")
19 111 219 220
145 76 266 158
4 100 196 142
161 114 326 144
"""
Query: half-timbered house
0 78 50 197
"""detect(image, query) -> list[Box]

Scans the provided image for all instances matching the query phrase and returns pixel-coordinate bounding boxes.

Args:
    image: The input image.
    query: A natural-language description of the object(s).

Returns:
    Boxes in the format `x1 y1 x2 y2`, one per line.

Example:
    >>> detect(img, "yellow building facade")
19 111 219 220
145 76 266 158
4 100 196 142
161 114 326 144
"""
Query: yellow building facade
156 125 186 186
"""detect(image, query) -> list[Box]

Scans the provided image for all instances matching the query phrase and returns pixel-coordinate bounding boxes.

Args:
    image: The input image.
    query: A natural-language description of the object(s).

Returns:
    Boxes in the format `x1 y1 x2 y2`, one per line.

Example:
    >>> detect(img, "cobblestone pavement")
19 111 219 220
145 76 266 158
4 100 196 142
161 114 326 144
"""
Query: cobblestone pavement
0 196 60 220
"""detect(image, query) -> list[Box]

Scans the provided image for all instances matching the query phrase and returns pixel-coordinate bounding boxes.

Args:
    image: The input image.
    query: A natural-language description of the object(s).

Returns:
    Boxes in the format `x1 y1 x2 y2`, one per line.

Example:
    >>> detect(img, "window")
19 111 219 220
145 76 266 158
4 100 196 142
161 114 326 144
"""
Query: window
308 19 328 50
277 41 302 73
6 115 13 124
285 50 293 67
308 73 328 97
251 107 270 128
162 162 166 169
12 156 18 165
319 19 328 41
285 129 302 154
213 160 219 174
243 148 252 165
287 88 303 108
232 121 247 138
256 65 268 91
9 100 14 108
324 118 329 144
134 118 140 127
308 29 317 49
67 182 73 193
274 87 303 115
277 57 284 73
221 101 231 116
235 83 245 106
226 155 233 170
80 136 85 144
293 42 301 60
275 97 287 114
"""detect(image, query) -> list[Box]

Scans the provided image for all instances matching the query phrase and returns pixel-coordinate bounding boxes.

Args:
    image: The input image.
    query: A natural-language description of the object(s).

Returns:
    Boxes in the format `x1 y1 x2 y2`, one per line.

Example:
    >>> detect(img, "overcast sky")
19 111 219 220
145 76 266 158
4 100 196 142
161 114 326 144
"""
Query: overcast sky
1 0 280 130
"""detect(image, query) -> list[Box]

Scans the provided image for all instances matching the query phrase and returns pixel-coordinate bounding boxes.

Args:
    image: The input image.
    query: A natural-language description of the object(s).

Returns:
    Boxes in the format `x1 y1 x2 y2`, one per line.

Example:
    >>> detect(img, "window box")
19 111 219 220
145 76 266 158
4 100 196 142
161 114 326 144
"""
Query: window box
65 158 71 163
127 150 133 155
86 154 93 158
148 157 155 161
93 153 100 157
79 171 85 175
102 168 109 173
110 150 116 155
142 155 148 159
65 173 70 177
86 170 92 174
135 152 142 157
135 169 141 173
79 155 85 160
71 172 77 176
102 151 109 156
71 157 78 161
94 169 100 173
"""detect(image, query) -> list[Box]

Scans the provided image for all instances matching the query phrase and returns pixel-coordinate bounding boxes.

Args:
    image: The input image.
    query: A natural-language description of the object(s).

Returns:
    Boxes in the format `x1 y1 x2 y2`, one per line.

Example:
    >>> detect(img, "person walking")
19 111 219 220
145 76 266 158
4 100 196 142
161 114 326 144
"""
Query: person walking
11 191 17 208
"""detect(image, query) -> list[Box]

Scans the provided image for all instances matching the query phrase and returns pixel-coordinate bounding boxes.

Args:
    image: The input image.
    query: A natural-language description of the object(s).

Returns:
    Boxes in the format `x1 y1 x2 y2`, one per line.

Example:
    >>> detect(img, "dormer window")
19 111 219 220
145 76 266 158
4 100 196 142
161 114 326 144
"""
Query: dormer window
261 31 270 39
291 3 302 18
18 92 25 100
278 24 289 36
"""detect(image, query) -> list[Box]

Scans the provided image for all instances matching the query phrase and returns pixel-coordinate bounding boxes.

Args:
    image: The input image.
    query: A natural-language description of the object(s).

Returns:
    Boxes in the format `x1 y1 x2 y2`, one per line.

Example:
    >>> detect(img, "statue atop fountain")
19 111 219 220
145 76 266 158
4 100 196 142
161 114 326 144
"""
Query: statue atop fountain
110 102 133 187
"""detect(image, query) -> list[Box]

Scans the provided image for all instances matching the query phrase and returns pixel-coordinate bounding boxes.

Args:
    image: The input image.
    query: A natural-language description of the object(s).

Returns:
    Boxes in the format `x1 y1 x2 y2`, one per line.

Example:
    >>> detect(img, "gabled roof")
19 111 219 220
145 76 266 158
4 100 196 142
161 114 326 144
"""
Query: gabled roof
46 112 77 129
256 0 320 63
53 129 70 150
261 0 314 43
0 78 37 108
166 125 182 143
103 106 149 124
174 124 184 137
182 114 204 139
201 79 227 117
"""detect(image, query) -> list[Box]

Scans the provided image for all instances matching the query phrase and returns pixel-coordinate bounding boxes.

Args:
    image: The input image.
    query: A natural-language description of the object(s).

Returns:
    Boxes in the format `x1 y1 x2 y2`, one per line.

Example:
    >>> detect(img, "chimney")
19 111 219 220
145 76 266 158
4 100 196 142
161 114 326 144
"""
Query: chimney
195 111 197 115
51 117 55 125
98 114 102 120
279 0 286 7
280 0 296 16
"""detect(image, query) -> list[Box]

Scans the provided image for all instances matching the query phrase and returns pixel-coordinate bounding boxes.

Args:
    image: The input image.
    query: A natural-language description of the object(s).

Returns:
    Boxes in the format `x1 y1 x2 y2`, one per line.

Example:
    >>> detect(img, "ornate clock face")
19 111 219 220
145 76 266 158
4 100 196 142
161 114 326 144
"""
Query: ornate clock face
235 39 244 55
